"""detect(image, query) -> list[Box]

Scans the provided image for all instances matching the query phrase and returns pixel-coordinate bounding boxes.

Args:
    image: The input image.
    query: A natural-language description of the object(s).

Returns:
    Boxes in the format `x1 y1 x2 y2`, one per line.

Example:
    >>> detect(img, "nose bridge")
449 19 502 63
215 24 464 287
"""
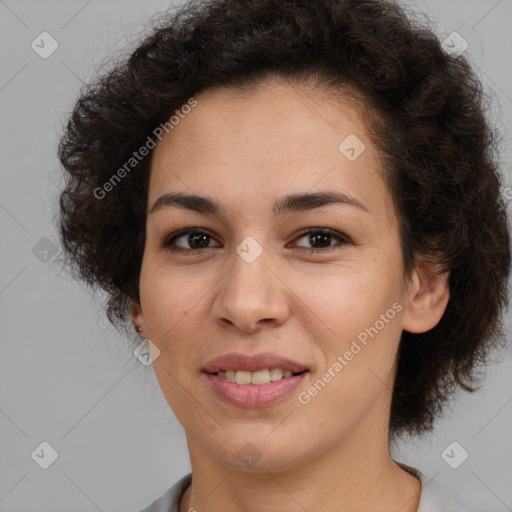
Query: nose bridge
213 235 289 331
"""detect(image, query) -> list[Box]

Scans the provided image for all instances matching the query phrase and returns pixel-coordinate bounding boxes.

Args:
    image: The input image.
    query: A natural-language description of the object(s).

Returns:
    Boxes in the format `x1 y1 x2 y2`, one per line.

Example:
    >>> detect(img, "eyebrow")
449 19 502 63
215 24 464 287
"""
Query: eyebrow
148 191 370 217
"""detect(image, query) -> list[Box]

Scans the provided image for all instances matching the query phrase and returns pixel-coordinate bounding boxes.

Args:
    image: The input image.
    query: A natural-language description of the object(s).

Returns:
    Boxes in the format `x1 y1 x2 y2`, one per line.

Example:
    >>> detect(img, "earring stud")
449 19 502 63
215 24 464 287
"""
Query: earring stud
135 326 144 333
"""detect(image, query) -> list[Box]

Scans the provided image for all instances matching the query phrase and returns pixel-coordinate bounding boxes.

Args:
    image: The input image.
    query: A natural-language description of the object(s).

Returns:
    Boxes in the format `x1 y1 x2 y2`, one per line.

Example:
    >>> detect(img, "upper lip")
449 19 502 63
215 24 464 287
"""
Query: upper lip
203 352 309 374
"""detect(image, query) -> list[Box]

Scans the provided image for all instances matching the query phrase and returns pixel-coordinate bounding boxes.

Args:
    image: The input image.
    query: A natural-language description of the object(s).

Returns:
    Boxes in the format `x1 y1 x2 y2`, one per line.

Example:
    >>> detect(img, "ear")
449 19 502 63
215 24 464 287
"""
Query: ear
401 262 450 334
130 300 145 332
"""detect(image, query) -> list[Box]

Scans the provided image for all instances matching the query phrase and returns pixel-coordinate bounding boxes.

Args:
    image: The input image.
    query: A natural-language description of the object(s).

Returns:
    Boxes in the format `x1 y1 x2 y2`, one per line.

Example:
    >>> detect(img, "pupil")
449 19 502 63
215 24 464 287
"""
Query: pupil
311 232 330 248
190 233 209 249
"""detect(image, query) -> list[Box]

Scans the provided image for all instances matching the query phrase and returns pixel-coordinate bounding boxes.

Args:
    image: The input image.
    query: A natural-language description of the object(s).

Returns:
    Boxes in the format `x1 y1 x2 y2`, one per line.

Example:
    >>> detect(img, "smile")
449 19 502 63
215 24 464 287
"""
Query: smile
215 368 300 385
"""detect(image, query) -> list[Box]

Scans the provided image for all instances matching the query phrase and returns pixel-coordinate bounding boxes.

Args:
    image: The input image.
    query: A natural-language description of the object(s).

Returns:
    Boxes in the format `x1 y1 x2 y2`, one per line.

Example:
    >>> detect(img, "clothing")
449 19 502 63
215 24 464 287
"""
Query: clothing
138 463 468 512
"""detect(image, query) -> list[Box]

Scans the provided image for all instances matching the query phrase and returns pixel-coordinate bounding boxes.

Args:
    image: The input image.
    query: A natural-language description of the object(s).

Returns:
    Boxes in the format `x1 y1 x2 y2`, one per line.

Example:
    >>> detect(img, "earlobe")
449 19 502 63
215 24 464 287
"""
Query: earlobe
130 301 146 333
401 265 450 334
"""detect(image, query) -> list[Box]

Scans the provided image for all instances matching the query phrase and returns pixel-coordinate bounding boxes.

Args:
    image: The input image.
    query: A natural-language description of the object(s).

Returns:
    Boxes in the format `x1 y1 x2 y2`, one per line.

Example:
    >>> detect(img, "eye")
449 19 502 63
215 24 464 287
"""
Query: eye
290 228 352 253
161 229 220 252
161 227 352 253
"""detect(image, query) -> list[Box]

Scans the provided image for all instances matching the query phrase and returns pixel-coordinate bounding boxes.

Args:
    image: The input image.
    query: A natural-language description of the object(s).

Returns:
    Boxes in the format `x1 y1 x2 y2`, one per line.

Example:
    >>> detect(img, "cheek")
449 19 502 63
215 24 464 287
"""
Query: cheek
139 264 207 420
140 253 197 324
298 256 403 405
138 258 205 366
298 256 401 341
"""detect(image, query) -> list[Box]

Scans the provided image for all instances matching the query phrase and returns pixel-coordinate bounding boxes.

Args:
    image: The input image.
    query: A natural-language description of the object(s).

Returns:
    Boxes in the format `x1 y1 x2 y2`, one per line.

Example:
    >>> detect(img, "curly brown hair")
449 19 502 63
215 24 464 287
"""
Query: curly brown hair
56 0 511 438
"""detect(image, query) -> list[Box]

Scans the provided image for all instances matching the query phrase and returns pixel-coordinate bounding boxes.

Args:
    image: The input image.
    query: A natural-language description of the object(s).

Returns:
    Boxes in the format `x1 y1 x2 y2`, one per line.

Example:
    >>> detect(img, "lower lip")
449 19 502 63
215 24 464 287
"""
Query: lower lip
204 372 308 407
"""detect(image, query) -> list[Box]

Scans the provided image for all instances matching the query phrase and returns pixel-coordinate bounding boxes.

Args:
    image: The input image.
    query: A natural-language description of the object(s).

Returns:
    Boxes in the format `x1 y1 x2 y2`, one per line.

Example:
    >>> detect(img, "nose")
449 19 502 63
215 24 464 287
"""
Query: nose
212 243 290 334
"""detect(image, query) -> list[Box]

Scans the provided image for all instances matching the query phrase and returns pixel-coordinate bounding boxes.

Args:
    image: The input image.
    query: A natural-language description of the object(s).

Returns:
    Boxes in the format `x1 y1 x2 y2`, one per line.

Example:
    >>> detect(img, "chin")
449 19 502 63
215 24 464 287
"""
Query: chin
210 433 309 474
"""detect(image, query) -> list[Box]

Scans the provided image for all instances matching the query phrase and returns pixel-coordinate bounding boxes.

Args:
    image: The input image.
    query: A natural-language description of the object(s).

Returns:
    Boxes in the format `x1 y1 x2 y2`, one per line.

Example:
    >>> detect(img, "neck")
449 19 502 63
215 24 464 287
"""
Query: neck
179 421 421 512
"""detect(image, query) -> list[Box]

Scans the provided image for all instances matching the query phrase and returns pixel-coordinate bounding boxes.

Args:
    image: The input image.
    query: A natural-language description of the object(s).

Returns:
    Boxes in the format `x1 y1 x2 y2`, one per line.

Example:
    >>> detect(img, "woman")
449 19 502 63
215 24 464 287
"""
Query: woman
56 0 511 510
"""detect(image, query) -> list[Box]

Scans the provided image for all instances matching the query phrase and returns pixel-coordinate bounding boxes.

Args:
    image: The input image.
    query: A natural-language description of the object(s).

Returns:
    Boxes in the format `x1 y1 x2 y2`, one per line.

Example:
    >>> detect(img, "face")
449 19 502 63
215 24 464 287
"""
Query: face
132 78 445 473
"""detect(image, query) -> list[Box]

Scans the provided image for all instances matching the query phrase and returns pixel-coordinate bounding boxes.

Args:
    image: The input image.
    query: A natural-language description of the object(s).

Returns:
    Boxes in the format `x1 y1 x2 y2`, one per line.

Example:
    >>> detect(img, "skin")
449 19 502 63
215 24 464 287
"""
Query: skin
131 78 450 512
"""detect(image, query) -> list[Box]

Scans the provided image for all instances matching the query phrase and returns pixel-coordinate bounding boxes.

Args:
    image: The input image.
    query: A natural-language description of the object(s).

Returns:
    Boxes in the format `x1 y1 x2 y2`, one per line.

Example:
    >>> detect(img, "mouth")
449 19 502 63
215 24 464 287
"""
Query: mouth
202 351 309 376
202 352 310 407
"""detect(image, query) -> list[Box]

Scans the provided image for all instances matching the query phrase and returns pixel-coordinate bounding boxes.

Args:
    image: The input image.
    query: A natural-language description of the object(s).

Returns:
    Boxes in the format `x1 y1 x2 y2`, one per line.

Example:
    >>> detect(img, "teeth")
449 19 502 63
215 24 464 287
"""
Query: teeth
269 368 283 381
216 368 300 384
235 370 252 385
251 369 270 385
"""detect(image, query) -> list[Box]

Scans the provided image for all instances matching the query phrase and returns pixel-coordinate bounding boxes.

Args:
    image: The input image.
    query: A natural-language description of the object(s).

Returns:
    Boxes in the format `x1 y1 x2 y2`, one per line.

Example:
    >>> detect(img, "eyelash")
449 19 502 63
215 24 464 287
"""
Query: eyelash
161 227 352 254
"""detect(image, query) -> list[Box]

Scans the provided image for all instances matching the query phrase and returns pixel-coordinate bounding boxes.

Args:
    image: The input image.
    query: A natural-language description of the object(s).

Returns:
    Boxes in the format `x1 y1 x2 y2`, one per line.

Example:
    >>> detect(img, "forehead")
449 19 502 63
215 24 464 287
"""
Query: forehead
148 79 394 226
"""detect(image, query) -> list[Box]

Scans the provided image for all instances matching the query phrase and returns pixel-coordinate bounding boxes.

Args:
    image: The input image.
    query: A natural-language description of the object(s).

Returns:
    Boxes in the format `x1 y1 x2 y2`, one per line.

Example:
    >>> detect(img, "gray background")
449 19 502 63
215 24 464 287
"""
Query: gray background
0 0 511 511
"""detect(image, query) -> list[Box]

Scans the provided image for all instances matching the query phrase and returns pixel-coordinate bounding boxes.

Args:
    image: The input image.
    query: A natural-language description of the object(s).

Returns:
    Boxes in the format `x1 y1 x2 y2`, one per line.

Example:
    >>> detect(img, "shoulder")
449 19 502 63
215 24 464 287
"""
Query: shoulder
397 462 469 512
138 473 192 512
418 477 469 512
